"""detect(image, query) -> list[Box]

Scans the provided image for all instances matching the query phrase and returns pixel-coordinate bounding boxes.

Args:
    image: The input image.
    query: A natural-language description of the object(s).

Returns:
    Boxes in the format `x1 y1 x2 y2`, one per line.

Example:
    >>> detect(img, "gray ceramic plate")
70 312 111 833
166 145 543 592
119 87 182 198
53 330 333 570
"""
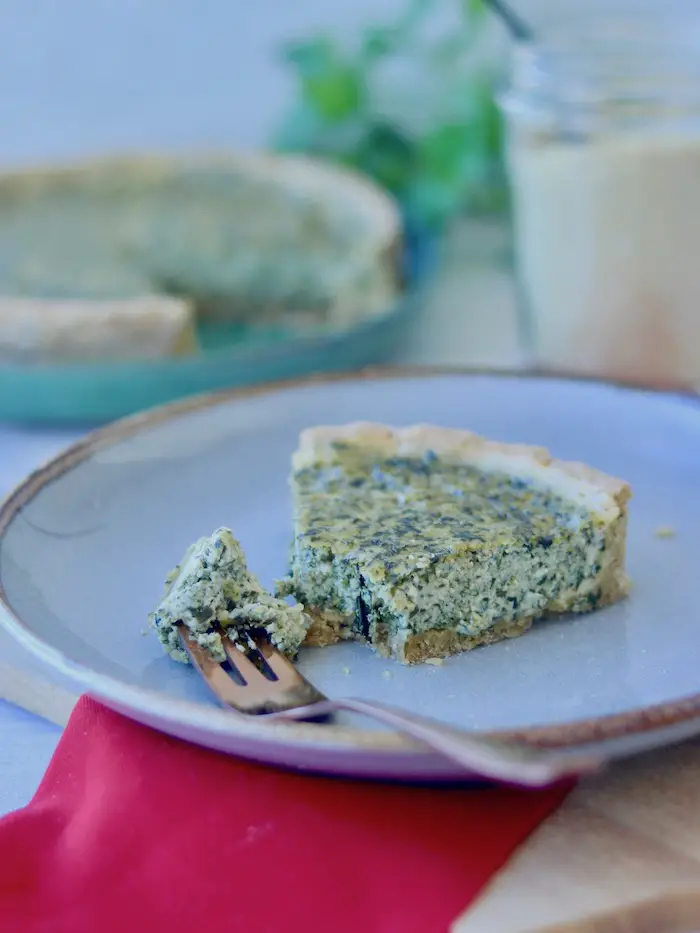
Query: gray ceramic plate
2 369 700 781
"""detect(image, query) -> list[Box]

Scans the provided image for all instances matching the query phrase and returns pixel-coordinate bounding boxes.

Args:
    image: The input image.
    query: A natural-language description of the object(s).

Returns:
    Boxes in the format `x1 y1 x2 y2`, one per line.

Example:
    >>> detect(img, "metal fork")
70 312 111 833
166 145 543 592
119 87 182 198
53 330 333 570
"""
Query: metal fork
178 624 604 787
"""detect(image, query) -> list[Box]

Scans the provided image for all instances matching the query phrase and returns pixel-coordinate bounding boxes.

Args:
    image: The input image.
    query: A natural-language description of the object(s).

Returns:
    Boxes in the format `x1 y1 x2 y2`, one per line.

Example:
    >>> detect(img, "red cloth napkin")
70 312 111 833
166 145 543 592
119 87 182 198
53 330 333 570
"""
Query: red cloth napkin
0 698 571 933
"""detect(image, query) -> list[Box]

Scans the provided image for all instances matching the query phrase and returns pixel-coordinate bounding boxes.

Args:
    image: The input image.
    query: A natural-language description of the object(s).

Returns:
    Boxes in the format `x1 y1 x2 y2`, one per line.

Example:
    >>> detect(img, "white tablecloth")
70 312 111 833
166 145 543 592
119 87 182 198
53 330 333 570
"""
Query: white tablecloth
0 426 83 815
0 702 61 814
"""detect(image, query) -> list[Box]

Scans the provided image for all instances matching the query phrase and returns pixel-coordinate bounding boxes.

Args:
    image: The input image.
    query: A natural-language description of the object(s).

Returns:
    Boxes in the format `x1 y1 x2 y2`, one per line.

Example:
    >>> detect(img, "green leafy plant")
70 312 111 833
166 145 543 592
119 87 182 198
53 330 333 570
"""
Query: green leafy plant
273 0 508 232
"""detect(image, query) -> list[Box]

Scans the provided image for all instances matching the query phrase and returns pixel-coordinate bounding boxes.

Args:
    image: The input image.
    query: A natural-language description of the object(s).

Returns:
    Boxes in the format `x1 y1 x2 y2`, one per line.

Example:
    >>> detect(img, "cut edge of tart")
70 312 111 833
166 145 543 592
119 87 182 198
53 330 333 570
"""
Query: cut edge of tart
279 422 632 665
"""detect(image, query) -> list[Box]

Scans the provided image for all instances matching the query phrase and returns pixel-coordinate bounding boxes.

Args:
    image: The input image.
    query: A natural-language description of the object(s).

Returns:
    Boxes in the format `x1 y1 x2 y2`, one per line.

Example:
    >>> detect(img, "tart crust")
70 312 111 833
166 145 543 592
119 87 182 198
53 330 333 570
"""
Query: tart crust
293 422 631 513
0 295 197 363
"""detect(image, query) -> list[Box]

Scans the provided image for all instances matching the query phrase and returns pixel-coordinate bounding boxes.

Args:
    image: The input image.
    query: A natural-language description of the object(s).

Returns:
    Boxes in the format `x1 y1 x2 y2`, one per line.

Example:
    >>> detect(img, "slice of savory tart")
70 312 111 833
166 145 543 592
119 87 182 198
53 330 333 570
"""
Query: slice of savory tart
277 423 631 665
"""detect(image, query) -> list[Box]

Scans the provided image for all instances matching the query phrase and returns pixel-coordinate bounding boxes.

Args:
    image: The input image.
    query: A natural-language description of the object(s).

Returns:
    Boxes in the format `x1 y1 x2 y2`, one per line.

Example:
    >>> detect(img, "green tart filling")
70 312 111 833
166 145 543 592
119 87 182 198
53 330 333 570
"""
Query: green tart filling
150 527 309 663
278 427 630 664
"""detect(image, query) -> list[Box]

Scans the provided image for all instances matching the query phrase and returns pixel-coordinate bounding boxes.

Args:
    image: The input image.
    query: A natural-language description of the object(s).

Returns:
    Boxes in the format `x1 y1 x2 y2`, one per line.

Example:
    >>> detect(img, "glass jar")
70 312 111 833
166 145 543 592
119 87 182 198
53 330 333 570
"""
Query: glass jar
500 7 700 388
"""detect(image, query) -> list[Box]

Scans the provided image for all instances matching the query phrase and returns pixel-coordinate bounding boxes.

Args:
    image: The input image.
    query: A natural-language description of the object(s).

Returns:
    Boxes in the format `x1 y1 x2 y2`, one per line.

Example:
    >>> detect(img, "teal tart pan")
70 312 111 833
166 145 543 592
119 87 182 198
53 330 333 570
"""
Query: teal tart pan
0 235 435 426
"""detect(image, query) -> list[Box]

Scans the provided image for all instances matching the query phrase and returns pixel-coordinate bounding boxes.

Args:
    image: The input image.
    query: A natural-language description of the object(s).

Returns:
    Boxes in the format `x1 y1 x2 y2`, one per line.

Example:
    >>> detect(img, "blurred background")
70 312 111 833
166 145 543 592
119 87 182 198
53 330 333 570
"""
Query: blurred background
0 0 697 423
1 0 516 170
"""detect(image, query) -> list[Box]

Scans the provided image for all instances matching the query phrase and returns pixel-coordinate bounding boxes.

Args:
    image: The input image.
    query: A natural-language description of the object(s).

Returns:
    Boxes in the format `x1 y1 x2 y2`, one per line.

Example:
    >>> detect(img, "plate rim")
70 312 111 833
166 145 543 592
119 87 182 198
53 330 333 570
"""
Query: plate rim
2 363 700 754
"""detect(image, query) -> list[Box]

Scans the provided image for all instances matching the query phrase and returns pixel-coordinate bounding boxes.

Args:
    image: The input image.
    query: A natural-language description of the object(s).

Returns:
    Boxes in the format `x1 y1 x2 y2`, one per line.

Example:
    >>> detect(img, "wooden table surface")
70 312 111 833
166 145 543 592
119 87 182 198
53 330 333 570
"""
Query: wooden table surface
2 219 699 933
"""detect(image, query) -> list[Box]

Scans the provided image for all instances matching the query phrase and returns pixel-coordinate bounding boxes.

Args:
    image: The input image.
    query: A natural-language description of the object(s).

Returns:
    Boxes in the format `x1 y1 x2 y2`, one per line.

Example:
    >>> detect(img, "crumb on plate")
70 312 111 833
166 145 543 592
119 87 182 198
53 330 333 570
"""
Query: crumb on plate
655 525 676 539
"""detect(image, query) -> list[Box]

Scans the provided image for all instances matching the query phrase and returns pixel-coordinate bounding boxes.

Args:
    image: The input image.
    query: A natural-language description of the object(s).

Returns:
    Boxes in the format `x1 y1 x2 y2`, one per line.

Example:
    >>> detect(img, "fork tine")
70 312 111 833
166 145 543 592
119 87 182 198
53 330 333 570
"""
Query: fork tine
177 624 251 708
220 635 269 685
178 624 328 715
251 634 329 714
254 635 305 685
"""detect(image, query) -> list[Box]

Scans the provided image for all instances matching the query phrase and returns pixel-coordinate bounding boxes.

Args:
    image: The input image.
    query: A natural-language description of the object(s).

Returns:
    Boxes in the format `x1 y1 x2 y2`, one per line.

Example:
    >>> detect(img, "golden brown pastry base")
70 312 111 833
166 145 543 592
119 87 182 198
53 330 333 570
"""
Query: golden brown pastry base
304 609 355 648
401 617 534 663
301 572 630 665
301 608 535 663
398 577 628 663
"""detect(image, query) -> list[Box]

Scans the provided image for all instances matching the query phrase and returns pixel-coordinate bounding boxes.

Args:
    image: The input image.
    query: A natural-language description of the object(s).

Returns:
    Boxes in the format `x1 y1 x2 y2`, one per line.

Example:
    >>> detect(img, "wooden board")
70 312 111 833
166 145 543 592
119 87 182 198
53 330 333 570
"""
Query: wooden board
454 739 700 933
0 624 76 726
0 660 76 727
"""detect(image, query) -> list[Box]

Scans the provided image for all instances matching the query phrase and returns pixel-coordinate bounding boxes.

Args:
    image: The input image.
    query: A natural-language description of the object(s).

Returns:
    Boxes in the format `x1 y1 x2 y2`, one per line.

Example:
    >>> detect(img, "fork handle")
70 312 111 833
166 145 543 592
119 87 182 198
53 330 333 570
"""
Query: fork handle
276 696 604 787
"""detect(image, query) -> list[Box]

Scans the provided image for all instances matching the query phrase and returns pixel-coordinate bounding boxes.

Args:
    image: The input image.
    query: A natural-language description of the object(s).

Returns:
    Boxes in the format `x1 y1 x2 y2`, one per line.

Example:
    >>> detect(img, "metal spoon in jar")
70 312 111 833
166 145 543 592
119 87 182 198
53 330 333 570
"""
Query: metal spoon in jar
483 0 534 43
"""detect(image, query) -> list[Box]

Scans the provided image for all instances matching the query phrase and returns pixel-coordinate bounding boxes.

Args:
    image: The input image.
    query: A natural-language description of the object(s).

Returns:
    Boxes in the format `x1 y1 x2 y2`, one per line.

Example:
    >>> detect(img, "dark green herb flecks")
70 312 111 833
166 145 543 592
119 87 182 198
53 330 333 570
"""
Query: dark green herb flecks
281 448 612 661
291 455 586 575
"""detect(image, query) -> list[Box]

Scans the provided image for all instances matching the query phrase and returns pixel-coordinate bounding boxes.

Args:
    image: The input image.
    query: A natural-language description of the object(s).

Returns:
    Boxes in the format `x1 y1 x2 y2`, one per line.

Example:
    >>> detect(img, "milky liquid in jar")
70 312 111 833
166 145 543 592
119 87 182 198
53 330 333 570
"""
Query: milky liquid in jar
501 14 700 387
